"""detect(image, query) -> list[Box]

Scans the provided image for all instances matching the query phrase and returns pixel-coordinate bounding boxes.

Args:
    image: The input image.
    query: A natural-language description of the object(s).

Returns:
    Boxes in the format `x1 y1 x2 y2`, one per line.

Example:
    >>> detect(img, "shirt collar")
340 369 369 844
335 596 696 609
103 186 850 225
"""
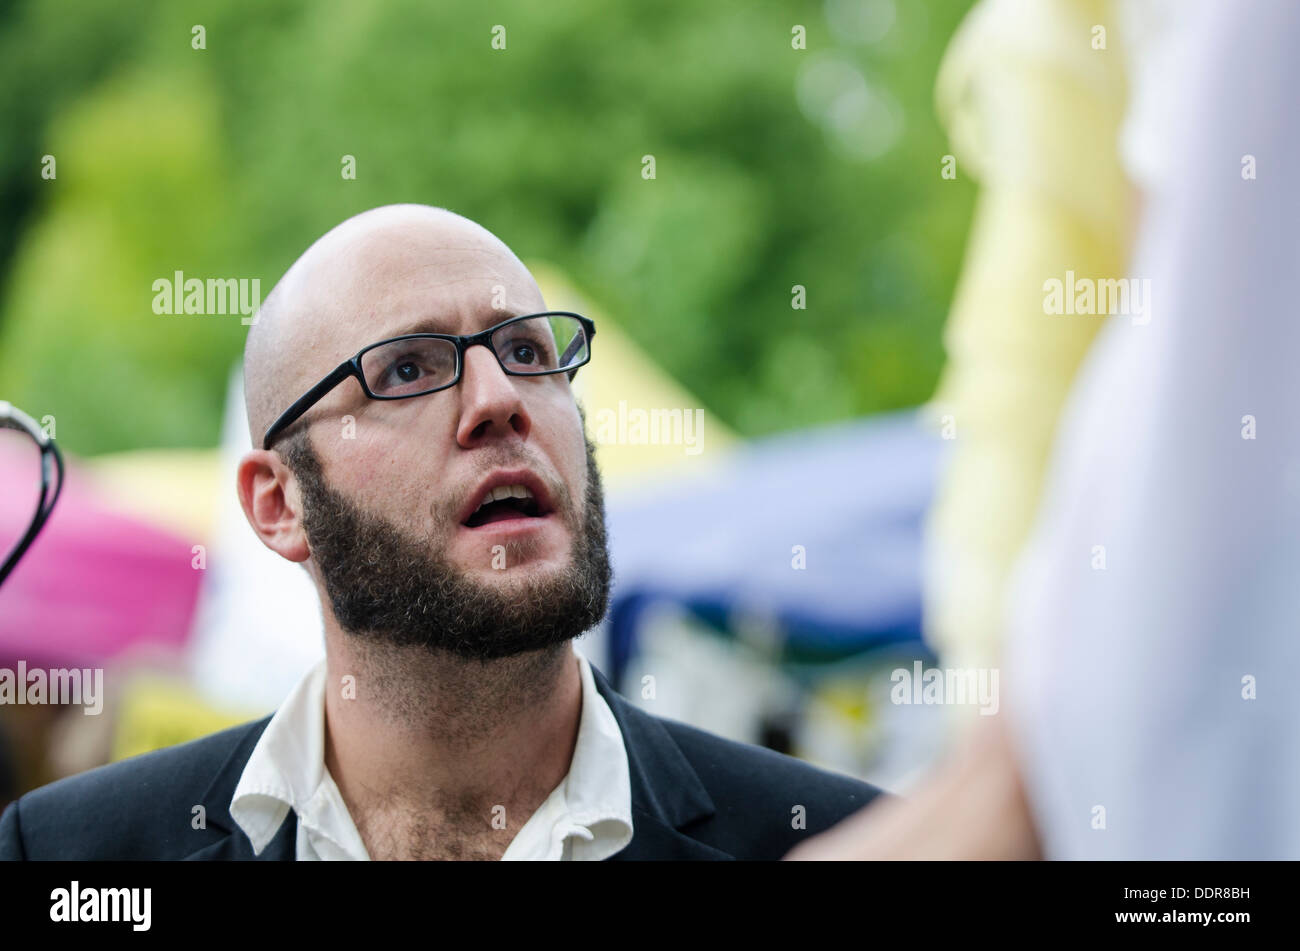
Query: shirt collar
500 648 632 860
230 657 369 858
563 648 633 842
230 646 632 860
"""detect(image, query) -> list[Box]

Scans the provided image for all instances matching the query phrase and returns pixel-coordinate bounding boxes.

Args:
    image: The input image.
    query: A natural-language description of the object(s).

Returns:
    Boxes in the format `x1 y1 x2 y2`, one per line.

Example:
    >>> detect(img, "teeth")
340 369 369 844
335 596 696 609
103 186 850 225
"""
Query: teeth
475 484 534 512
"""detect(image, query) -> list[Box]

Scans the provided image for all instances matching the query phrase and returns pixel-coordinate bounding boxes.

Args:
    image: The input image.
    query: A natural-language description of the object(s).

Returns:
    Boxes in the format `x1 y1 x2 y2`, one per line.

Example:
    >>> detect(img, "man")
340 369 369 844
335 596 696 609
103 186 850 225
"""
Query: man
1 204 882 860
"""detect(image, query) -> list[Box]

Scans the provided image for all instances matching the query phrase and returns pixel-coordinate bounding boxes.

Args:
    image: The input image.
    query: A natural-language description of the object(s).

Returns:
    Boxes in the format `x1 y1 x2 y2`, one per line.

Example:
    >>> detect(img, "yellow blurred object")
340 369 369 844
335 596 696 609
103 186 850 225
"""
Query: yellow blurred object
532 263 736 489
83 448 222 543
924 0 1133 689
112 674 262 762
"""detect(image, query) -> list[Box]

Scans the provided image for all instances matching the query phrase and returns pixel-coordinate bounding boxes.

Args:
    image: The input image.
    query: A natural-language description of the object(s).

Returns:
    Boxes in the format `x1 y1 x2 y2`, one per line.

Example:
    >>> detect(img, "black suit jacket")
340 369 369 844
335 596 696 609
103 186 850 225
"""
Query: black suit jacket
0 663 883 860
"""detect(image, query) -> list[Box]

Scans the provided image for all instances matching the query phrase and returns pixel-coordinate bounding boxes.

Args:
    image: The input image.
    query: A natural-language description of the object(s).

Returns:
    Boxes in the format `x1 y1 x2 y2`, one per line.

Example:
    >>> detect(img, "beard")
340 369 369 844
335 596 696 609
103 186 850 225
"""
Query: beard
282 433 613 662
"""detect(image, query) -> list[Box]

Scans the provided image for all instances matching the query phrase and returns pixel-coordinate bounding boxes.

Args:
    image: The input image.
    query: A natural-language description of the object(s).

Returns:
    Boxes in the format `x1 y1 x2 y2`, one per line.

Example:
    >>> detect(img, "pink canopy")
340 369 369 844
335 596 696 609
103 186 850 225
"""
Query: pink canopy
0 440 200 669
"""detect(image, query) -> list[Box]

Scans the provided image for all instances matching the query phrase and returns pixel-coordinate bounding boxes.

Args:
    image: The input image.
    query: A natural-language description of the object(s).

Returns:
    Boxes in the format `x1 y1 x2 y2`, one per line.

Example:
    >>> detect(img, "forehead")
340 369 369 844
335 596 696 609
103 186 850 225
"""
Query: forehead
304 219 547 354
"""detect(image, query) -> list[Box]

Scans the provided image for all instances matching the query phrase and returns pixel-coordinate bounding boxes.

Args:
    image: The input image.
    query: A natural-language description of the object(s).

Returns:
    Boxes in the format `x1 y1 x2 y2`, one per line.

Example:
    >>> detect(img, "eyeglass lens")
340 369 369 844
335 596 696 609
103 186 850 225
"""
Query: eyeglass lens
359 314 588 397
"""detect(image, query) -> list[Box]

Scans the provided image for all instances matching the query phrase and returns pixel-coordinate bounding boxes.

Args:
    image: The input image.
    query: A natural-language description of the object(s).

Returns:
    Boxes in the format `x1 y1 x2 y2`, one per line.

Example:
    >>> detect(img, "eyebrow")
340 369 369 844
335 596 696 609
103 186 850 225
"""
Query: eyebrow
394 309 533 337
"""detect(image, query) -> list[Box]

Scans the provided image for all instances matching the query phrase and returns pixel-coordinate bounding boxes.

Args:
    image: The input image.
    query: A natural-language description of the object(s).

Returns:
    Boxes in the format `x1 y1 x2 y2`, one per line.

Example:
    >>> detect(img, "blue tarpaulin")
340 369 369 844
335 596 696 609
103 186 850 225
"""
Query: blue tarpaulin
603 410 945 687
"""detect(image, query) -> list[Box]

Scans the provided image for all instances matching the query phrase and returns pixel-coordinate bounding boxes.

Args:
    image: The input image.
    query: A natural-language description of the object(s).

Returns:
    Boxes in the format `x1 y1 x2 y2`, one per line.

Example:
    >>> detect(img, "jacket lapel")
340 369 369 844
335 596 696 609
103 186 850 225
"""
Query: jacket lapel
589 663 733 860
182 715 298 861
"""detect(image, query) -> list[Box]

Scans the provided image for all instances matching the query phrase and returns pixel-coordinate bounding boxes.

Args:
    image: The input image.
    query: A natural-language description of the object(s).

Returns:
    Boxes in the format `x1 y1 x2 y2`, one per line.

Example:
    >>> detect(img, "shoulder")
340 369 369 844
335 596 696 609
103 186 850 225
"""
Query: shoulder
622 702 887 859
616 696 883 862
0 716 271 860
591 663 888 858
656 711 885 816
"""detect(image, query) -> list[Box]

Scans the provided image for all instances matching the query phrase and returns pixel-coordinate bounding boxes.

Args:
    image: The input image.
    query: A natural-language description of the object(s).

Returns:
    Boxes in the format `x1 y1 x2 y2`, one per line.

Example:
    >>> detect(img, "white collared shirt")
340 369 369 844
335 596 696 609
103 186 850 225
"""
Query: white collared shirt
230 646 633 860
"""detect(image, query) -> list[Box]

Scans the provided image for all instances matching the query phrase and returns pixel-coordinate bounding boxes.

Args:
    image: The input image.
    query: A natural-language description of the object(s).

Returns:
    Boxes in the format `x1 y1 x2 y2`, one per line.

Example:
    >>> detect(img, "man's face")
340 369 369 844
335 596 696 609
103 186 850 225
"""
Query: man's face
270 219 611 658
283 428 611 661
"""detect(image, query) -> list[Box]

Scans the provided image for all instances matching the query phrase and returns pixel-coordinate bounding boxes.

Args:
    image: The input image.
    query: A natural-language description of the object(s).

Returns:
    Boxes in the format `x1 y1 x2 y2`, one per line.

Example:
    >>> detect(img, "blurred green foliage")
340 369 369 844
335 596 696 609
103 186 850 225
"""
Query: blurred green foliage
0 0 975 455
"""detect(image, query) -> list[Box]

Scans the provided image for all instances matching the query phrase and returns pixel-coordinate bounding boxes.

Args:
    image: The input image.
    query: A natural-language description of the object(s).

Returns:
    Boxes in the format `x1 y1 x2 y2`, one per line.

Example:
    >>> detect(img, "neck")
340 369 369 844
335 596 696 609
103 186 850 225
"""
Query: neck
321 625 582 857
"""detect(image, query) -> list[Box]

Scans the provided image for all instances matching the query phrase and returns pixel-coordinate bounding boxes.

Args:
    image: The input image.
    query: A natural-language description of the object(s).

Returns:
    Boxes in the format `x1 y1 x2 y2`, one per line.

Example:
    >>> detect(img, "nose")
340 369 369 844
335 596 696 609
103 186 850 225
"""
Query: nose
454 343 532 448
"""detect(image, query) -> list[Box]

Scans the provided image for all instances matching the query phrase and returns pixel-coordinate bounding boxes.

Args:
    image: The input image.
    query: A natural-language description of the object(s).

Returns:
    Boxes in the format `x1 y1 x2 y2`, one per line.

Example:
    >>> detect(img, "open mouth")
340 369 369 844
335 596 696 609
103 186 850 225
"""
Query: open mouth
463 484 546 528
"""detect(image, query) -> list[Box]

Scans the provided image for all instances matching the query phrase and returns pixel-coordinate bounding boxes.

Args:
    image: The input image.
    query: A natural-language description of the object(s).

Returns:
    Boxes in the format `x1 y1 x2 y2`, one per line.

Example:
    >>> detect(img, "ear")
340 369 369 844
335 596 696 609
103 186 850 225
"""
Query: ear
236 449 311 563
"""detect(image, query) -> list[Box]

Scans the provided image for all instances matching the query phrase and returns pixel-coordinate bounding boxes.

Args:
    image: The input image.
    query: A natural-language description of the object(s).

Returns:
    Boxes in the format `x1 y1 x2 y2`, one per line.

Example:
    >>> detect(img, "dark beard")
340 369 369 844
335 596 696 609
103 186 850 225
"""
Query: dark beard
282 434 612 662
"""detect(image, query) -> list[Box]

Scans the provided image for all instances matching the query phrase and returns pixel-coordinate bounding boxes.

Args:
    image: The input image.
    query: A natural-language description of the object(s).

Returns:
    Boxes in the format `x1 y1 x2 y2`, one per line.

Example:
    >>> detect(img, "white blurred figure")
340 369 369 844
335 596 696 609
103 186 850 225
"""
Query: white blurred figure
1004 0 1300 859
791 0 1300 860
186 368 325 713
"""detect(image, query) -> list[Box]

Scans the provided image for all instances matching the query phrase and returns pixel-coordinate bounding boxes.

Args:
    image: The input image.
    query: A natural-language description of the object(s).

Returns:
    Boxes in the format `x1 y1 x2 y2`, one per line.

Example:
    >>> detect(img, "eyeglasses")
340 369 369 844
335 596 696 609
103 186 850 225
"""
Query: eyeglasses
261 311 595 450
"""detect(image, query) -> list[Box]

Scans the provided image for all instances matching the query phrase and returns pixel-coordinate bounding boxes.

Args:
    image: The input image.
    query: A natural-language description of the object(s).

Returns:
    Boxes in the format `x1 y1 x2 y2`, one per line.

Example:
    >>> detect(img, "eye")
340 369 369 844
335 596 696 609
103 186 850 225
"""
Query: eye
385 357 426 386
361 338 457 395
497 330 556 371
376 350 450 393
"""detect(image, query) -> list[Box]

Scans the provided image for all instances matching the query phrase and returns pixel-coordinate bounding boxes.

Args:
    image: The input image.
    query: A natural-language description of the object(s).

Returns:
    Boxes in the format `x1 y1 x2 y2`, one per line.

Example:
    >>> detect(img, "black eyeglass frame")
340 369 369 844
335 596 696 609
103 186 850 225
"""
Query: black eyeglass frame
261 311 595 451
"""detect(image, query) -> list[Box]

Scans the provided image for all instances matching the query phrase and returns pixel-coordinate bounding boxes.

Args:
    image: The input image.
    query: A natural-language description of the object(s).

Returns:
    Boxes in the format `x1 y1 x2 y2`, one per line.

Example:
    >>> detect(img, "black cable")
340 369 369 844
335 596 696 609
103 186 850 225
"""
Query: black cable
0 401 64 590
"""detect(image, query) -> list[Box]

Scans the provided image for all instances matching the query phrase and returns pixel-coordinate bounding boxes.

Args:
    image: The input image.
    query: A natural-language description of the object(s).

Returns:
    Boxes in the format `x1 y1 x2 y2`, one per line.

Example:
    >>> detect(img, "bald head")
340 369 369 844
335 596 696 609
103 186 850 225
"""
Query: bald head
244 204 546 447
235 202 603 666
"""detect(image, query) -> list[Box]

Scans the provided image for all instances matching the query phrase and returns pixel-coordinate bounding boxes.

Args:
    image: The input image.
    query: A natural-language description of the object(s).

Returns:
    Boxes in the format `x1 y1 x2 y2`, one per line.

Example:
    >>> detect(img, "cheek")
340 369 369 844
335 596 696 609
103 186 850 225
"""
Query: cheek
321 434 447 524
537 399 590 495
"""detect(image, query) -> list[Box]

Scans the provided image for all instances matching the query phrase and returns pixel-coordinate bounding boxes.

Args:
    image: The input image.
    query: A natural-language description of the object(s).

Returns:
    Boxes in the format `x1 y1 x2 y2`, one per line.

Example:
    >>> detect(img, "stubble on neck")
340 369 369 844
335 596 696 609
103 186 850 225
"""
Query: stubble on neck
328 634 575 747
321 633 585 858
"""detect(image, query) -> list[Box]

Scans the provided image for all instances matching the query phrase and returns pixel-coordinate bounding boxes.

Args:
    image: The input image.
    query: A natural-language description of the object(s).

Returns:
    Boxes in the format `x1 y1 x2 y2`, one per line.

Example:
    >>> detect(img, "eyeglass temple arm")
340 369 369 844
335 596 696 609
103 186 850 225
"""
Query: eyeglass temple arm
560 337 585 367
561 320 593 380
262 361 356 450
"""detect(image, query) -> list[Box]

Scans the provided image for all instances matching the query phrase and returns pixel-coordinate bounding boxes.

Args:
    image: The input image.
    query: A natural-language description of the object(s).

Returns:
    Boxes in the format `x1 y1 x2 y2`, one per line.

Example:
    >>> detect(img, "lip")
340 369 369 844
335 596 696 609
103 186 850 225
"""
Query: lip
458 511 558 538
457 468 557 527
